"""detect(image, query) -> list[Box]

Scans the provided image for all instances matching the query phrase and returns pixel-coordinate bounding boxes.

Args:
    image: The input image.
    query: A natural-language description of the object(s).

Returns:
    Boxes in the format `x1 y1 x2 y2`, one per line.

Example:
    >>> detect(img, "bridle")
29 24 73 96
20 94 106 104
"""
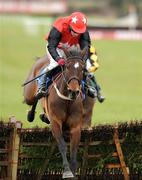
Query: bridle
62 56 84 85
53 56 84 101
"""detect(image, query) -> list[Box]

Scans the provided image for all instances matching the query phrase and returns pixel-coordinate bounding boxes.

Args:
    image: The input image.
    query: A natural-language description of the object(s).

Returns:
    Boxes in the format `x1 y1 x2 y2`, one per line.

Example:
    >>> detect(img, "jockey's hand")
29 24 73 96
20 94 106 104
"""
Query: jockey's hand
57 58 65 66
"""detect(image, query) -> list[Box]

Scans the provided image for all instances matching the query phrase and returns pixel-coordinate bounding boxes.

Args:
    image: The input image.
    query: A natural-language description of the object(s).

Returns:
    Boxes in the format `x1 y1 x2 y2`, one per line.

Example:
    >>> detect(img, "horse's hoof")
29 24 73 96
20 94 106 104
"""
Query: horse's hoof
27 110 35 122
39 113 50 124
62 171 74 179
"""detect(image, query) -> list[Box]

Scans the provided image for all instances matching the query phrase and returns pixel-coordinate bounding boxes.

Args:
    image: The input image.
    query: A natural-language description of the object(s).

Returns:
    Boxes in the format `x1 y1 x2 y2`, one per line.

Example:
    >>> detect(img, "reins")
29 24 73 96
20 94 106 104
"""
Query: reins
61 56 83 86
52 57 83 101
52 66 75 101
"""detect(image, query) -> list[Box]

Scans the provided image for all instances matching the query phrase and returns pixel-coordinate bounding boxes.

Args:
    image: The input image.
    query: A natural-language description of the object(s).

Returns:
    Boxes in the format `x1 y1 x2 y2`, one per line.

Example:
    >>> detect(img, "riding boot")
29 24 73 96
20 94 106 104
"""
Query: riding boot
37 65 60 98
88 74 105 103
37 73 47 98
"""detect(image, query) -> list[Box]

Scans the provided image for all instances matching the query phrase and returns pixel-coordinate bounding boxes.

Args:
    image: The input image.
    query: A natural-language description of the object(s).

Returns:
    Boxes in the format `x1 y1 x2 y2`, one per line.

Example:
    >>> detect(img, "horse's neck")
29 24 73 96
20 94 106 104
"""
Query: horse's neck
56 75 68 96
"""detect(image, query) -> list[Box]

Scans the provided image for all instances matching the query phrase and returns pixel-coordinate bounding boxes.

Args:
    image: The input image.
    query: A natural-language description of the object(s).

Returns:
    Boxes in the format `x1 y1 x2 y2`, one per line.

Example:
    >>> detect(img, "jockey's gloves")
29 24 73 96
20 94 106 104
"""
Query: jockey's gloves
57 58 65 66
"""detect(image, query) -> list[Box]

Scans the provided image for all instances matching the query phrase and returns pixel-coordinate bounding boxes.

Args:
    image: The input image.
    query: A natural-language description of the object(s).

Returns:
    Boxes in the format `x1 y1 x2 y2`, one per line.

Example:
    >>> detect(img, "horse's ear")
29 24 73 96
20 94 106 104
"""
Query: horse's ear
62 48 71 59
81 47 88 62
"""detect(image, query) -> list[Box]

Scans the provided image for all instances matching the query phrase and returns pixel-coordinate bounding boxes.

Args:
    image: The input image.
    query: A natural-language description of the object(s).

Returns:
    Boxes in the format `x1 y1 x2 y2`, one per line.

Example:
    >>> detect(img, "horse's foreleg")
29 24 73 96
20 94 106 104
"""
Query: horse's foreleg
70 126 81 176
51 121 74 179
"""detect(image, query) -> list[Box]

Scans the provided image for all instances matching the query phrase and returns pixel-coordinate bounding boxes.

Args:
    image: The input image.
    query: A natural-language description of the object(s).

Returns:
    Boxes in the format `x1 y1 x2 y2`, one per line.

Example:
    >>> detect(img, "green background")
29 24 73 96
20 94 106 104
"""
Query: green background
0 15 142 127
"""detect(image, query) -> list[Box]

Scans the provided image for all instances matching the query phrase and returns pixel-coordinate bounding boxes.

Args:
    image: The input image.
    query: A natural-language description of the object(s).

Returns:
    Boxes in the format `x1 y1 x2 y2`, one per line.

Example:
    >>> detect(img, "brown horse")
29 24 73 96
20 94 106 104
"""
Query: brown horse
23 47 95 178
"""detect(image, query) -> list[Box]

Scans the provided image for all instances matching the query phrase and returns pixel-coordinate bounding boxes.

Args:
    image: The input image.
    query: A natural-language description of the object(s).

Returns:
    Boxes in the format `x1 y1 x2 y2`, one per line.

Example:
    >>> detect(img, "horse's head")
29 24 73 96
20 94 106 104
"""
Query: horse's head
63 47 87 100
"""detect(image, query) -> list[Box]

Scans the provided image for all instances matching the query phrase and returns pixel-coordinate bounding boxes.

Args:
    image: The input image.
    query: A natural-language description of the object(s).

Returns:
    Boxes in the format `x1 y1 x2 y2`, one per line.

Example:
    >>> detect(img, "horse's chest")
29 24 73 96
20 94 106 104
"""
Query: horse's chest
51 100 82 116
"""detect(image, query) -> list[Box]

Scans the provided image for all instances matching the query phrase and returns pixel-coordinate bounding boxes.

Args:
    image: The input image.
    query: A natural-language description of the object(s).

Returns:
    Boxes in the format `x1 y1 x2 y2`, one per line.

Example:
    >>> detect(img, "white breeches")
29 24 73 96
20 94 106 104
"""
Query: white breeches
44 46 64 71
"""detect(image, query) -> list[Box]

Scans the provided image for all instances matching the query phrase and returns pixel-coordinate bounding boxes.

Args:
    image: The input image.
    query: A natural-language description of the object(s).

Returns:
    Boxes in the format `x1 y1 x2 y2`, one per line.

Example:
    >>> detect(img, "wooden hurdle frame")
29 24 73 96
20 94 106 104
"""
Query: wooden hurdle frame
0 116 132 180
105 127 129 180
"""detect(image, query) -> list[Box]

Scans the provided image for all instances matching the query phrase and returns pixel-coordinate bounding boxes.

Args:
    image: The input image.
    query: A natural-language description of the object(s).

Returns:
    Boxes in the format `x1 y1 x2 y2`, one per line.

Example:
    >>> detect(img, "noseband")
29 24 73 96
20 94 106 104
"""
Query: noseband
67 76 80 85
63 57 84 86
53 57 84 101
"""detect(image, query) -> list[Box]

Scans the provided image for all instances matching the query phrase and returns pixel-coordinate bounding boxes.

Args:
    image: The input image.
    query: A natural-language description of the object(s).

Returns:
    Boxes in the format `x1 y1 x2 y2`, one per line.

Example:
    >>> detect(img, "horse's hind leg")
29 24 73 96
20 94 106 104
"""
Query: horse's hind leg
51 121 74 179
23 55 50 121
23 55 49 105
83 96 95 129
23 74 37 105
39 98 50 124
27 96 39 122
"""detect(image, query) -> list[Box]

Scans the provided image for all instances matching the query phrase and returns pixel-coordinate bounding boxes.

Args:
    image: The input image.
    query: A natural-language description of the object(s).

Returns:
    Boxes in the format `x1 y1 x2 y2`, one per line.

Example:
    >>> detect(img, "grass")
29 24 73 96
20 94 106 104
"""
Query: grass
92 40 142 125
0 15 142 127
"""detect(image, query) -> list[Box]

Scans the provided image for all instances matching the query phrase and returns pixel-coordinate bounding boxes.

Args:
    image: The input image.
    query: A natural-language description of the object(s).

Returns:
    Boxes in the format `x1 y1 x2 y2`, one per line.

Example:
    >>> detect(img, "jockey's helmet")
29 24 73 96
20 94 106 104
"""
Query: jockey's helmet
69 12 87 34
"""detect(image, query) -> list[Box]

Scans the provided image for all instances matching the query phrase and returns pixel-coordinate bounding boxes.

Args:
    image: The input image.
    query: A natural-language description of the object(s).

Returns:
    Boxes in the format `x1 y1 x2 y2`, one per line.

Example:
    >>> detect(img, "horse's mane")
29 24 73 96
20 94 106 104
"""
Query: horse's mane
65 46 82 58
34 47 81 61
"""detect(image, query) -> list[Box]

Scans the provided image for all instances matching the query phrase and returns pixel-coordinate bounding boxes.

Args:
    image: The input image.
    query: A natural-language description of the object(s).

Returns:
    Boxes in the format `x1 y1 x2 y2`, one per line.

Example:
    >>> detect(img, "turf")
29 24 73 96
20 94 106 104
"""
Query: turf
0 15 142 127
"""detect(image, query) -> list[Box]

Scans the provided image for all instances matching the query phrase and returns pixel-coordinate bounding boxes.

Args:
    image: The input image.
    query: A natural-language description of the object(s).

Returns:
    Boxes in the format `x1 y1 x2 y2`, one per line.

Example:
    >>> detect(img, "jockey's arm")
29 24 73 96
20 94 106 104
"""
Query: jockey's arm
88 46 99 73
79 30 91 61
79 32 99 72
47 27 62 61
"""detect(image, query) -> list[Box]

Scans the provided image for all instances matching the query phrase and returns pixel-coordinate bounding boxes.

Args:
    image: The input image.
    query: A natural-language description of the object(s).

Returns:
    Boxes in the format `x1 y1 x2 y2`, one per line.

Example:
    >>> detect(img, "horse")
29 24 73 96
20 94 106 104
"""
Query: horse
23 47 95 178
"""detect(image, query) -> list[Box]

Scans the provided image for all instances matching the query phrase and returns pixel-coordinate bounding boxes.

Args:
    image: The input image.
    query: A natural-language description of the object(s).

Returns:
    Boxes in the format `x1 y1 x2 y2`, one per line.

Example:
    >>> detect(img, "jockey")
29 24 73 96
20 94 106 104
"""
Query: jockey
86 45 105 102
38 12 105 103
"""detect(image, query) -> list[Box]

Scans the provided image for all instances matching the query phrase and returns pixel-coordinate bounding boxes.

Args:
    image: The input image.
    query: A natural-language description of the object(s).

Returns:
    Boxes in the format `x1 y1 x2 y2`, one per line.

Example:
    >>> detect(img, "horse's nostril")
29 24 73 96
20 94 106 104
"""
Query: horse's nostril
68 88 80 99
68 89 72 93
76 90 80 95
69 90 79 95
